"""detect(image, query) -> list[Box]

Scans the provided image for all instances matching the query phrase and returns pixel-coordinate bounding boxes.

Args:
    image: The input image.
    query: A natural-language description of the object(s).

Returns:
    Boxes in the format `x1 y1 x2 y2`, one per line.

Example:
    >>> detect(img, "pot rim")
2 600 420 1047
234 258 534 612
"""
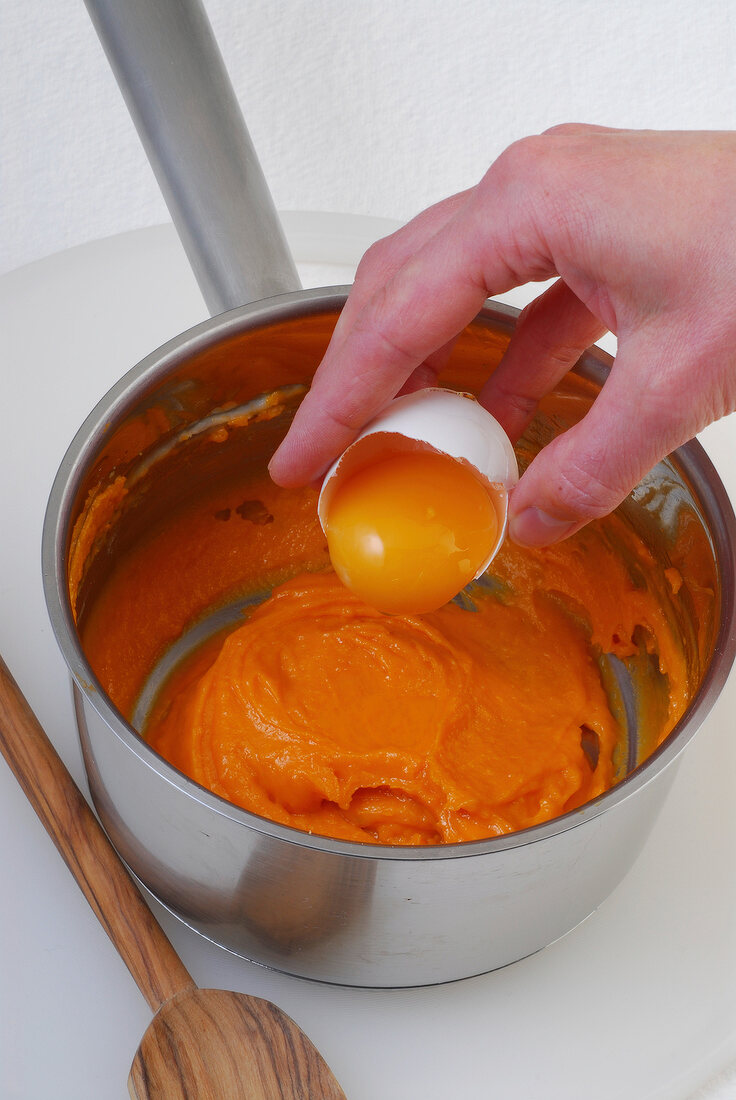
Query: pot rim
42 288 736 862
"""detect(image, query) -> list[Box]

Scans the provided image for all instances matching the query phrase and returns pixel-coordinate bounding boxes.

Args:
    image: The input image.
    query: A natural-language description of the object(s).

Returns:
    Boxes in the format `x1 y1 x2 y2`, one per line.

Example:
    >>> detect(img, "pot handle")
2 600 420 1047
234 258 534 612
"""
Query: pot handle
84 0 302 316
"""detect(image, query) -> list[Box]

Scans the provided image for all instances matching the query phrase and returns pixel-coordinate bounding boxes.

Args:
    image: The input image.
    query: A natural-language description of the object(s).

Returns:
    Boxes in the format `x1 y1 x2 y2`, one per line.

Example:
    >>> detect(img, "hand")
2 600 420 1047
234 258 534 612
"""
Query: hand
269 126 736 545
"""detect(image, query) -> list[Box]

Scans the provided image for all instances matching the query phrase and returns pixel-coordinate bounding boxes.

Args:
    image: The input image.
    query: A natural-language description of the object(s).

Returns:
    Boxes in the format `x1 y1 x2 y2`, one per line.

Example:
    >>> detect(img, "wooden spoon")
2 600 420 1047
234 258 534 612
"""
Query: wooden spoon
0 655 347 1099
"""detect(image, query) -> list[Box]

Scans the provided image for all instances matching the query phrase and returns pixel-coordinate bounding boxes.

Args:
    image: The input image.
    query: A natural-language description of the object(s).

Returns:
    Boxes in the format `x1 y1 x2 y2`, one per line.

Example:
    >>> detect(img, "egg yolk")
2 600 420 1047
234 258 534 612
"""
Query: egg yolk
323 450 500 614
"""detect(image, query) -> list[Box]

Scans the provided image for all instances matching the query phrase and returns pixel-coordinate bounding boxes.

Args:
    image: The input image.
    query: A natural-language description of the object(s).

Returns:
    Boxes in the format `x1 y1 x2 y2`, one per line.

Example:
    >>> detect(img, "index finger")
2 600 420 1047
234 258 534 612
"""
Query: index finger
268 152 556 487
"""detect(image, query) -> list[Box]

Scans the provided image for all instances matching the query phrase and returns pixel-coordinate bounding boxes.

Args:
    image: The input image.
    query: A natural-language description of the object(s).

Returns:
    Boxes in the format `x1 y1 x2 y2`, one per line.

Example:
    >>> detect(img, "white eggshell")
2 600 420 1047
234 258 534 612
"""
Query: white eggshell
317 388 519 578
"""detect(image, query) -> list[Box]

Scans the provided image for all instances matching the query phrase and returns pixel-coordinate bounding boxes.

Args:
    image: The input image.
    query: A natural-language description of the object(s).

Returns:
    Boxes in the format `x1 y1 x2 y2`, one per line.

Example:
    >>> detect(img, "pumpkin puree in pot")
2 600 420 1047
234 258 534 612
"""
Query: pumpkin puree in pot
76 369 707 848
143 516 691 846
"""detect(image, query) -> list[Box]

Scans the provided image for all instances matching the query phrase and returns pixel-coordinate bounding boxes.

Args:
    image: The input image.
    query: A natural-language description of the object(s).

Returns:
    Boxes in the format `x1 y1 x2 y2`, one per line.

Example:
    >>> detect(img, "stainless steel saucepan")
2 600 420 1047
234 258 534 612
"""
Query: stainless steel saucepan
42 0 736 986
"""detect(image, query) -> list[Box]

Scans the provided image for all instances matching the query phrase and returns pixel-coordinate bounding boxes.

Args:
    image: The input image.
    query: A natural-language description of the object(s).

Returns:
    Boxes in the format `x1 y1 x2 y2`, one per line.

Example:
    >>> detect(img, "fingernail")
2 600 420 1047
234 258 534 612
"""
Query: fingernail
509 507 577 547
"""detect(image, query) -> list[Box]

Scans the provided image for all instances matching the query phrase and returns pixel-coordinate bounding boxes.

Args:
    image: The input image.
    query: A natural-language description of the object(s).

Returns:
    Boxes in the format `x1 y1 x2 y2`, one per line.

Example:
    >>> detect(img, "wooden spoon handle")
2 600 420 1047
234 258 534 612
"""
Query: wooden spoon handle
0 656 195 1012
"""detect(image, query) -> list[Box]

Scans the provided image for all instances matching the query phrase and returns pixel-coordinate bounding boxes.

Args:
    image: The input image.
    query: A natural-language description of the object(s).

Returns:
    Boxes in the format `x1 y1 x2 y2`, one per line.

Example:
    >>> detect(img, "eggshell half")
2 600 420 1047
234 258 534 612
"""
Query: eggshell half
317 388 520 578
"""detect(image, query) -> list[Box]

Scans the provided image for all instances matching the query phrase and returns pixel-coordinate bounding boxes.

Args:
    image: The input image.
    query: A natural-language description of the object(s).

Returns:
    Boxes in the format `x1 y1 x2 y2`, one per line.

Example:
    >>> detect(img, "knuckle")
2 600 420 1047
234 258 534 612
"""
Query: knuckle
323 402 365 434
487 377 538 422
542 122 589 138
354 238 393 283
552 454 623 519
357 283 417 366
527 332 585 372
368 322 417 374
503 392 539 427
491 134 552 183
483 136 574 249
490 131 578 187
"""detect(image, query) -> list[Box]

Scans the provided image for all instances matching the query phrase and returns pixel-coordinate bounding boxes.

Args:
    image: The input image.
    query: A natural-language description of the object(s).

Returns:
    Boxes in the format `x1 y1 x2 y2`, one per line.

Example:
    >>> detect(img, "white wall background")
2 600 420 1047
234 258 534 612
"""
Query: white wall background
3 0 736 277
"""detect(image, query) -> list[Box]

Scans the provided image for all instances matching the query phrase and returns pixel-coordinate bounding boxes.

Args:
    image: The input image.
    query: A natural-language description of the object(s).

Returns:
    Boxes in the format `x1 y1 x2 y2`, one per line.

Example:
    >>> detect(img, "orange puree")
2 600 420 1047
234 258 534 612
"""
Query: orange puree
66 316 716 850
145 516 690 845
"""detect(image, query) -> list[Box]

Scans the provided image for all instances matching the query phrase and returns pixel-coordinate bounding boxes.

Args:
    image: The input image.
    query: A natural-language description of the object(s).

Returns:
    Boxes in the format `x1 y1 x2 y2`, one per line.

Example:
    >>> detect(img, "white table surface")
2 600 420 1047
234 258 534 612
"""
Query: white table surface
2 213 736 1100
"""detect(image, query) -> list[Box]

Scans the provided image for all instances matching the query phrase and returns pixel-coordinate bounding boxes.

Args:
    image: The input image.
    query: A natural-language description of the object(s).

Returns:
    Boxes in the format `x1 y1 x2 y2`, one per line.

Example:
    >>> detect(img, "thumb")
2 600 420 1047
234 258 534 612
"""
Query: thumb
507 335 695 546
